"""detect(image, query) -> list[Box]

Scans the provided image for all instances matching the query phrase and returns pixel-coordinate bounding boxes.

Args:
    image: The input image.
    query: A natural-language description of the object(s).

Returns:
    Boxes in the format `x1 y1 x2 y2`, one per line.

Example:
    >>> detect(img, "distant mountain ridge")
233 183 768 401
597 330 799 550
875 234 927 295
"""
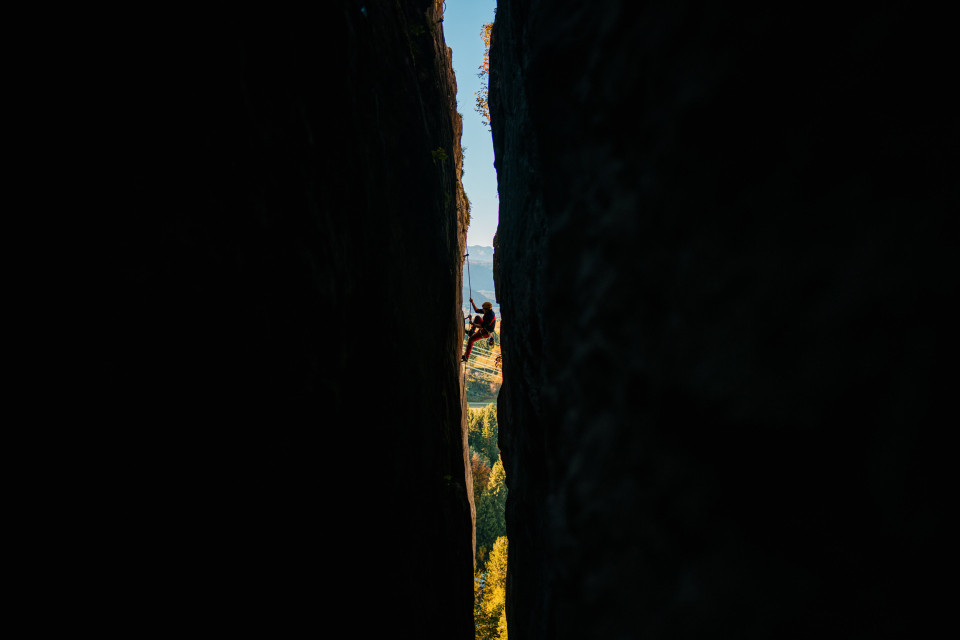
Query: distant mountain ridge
464 245 496 309
466 245 494 264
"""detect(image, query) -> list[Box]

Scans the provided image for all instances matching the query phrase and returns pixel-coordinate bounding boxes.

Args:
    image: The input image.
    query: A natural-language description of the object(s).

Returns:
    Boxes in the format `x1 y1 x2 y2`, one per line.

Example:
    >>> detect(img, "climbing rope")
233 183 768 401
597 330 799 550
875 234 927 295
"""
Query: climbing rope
462 251 471 393
465 251 472 324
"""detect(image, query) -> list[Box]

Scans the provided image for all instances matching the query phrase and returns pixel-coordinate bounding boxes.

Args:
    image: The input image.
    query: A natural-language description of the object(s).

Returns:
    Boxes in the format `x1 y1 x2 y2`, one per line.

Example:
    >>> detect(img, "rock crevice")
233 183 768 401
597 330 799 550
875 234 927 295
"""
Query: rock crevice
491 2 955 638
89 2 474 637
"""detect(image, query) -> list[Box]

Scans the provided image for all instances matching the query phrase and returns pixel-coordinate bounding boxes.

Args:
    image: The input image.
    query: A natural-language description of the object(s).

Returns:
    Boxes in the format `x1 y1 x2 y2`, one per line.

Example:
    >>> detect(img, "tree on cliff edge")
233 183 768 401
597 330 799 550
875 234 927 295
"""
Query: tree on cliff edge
474 22 493 130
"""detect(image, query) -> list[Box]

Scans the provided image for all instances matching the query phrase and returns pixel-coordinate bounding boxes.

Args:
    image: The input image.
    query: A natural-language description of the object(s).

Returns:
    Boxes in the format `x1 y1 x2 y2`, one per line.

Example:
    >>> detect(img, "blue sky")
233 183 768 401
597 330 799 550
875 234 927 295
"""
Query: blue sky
443 0 499 248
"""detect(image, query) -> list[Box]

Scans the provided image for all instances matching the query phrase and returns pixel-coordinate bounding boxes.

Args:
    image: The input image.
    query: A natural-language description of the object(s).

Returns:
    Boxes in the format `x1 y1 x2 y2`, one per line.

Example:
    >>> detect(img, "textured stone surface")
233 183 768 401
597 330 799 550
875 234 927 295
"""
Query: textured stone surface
84 2 474 636
492 2 956 638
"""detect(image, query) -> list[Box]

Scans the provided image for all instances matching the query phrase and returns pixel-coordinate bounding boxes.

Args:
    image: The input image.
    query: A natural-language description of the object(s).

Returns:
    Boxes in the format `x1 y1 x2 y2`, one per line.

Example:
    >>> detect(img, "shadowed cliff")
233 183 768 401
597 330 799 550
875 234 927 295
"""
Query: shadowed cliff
83 2 474 636
491 2 956 638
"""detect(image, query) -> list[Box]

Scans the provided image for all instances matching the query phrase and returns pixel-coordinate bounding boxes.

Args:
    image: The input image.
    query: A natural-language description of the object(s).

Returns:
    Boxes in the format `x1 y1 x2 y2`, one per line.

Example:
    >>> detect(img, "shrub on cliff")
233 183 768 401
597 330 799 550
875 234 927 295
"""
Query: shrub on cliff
474 22 493 130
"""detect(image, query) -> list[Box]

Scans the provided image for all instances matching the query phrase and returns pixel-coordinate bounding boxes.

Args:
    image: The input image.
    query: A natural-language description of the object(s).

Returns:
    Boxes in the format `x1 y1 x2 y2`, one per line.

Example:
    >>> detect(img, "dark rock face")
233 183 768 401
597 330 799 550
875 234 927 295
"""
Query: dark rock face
491 2 956 638
85 2 473 636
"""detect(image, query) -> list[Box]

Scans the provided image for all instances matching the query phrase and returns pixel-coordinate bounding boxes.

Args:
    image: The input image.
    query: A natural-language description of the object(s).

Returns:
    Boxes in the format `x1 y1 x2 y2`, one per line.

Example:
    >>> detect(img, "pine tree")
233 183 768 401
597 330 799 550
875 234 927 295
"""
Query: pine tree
488 456 507 538
468 407 486 461
476 454 508 566
480 404 499 464
475 536 508 639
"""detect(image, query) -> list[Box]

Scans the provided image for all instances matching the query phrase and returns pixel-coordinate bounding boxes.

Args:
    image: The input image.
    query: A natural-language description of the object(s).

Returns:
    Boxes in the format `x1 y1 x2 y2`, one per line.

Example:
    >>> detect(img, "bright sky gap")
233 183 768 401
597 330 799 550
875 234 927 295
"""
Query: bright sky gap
444 0 499 248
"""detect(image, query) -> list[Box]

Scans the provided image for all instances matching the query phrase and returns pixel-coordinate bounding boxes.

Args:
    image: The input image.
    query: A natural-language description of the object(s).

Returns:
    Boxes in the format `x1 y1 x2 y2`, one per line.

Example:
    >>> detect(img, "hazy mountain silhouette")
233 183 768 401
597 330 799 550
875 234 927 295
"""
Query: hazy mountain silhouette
464 245 496 308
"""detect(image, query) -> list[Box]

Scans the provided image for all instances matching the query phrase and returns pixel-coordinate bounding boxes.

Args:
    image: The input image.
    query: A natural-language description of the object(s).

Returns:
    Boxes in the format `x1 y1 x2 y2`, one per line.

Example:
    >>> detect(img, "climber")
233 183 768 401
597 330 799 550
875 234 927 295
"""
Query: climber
462 298 496 362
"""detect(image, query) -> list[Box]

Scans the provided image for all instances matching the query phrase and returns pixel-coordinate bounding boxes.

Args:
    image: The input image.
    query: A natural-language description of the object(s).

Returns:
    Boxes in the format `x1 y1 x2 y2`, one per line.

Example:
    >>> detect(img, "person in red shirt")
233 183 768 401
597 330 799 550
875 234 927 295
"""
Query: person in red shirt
462 299 496 362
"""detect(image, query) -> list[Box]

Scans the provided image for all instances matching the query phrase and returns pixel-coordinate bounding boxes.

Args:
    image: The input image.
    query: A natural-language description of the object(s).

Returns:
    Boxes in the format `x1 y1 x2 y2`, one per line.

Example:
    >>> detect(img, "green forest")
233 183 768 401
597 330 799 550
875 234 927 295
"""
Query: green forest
469 403 508 640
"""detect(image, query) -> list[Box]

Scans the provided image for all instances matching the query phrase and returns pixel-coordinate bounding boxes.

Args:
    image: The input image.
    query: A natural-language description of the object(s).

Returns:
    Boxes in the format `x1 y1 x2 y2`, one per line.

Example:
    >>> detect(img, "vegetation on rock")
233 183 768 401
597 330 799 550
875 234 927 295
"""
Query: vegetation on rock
474 22 493 130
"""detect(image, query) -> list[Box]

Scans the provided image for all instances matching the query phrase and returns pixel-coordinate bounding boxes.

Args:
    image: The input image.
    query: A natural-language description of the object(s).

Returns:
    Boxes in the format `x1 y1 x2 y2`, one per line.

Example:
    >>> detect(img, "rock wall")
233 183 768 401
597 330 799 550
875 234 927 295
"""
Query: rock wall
83 2 474 636
491 2 956 638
